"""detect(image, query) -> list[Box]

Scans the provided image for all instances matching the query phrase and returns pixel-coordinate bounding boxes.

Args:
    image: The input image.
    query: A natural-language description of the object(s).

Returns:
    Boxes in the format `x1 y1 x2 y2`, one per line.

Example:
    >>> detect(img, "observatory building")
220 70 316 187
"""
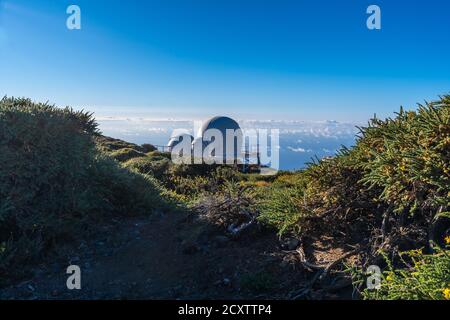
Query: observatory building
167 133 194 156
167 116 243 164
197 116 243 163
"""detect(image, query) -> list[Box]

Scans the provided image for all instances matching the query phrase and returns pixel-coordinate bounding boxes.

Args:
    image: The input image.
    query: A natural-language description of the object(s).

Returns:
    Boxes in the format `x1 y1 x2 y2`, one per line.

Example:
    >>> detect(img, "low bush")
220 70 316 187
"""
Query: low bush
194 180 259 233
110 147 146 162
96 135 144 153
351 245 450 300
258 95 449 300
141 143 157 153
0 97 168 285
260 97 449 249
124 156 171 180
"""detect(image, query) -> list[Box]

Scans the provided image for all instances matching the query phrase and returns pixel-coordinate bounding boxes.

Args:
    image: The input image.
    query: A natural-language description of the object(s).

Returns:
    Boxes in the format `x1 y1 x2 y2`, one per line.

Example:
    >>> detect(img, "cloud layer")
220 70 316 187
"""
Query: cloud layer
97 117 360 170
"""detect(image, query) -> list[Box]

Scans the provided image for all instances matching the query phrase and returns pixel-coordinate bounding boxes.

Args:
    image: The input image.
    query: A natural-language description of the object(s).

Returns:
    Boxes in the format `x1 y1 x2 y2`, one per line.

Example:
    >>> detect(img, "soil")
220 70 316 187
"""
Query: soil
0 211 356 300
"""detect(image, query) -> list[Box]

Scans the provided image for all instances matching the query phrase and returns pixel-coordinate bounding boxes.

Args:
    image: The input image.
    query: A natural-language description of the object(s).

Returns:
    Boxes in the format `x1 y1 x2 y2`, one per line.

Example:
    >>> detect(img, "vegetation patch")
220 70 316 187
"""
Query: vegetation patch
1 95 448 299
0 97 169 285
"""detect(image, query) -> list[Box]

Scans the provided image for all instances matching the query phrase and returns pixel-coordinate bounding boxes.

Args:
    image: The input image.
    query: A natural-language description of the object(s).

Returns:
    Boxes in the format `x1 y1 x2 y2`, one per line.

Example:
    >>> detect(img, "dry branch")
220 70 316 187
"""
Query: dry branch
290 246 363 300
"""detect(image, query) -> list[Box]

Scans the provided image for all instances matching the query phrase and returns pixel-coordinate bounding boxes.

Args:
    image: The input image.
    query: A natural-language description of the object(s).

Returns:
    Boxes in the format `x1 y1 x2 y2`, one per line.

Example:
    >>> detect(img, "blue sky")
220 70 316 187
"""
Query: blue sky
0 0 449 121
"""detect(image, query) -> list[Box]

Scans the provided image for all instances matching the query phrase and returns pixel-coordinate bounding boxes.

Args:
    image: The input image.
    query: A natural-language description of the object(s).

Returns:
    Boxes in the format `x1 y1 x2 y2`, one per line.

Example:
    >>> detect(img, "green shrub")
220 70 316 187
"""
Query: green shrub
0 97 98 243
96 135 143 153
124 156 171 180
110 147 146 162
146 150 171 159
351 246 450 300
141 143 157 153
257 95 449 300
259 96 449 245
0 97 167 284
357 100 449 216
258 180 306 236
89 155 169 215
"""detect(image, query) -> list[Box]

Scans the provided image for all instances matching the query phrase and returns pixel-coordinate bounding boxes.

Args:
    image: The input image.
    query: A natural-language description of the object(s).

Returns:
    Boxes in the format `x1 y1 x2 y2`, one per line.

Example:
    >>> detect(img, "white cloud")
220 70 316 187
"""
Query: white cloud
238 119 359 139
287 146 312 153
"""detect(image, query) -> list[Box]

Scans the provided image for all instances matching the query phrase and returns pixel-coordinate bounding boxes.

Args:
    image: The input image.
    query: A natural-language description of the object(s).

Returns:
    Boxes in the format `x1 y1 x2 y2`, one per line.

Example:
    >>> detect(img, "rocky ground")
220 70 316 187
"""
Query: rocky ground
0 210 355 300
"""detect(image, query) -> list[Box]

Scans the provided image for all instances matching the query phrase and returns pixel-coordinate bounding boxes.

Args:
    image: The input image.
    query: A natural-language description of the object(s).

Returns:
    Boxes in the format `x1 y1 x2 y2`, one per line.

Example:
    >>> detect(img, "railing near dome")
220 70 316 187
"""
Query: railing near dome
154 145 171 152
242 144 261 172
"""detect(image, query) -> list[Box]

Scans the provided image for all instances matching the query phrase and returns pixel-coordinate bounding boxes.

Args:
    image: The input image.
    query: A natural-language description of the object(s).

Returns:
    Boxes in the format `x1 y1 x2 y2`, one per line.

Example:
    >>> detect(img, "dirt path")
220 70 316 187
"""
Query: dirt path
0 211 309 300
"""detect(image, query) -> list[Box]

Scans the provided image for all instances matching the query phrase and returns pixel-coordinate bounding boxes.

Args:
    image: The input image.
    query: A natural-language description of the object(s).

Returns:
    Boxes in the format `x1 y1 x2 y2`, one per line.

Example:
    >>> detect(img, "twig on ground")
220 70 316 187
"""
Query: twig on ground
290 246 363 300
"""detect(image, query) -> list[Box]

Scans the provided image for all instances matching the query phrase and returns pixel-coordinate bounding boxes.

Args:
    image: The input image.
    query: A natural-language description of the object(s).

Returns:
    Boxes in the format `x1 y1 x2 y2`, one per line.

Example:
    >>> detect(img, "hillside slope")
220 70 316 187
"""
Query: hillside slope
0 96 448 300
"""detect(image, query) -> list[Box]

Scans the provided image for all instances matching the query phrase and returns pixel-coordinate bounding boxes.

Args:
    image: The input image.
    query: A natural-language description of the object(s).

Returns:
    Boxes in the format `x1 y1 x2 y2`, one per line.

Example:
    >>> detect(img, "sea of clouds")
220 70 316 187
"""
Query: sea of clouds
96 117 361 171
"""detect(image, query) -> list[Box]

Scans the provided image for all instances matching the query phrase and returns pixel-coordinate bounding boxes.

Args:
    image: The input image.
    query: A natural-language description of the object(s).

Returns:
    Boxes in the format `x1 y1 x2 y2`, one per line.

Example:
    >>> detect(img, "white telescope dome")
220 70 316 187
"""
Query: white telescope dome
198 116 242 163
167 133 193 153
198 116 241 137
